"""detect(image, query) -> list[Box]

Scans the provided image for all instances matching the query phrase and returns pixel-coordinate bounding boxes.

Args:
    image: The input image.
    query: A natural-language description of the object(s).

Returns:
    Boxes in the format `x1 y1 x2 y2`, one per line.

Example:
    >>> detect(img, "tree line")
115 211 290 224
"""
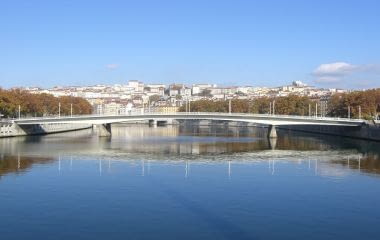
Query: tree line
179 95 314 115
328 89 380 119
0 88 92 118
179 89 380 119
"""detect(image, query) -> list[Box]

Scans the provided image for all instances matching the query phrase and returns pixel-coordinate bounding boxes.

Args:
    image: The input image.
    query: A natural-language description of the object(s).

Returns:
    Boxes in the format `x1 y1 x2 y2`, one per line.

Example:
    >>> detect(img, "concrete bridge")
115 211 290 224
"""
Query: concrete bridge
12 112 365 138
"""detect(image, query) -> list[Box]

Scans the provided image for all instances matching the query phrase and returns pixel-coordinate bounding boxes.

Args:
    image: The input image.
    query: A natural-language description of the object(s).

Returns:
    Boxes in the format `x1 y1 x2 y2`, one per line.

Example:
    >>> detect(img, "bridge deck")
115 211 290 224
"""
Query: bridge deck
13 112 365 127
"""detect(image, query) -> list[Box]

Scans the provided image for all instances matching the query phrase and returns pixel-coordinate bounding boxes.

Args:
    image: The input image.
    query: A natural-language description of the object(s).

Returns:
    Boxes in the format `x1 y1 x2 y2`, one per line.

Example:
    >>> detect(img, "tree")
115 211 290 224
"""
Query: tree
327 89 380 119
0 88 92 118
180 89 380 119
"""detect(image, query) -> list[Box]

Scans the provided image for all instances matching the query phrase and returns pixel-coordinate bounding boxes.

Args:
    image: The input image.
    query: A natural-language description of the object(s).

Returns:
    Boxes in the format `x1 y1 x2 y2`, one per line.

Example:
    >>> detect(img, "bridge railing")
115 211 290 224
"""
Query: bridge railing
13 110 365 123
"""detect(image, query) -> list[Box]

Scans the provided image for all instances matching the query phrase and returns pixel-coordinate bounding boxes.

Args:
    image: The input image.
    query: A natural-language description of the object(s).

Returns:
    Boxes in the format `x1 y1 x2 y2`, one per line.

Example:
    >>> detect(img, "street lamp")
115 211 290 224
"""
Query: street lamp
321 101 323 117
269 102 272 115
229 99 232 114
58 102 61 118
315 102 318 118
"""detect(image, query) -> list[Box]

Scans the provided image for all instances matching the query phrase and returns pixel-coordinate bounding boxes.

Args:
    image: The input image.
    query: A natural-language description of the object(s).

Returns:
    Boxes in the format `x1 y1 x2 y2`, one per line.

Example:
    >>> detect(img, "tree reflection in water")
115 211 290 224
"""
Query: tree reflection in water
0 154 54 179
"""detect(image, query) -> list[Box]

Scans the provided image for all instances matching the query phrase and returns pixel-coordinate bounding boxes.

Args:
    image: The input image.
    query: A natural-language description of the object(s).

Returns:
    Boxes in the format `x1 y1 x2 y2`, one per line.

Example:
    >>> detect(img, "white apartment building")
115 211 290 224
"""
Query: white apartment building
146 84 166 96
128 80 144 92
179 88 191 97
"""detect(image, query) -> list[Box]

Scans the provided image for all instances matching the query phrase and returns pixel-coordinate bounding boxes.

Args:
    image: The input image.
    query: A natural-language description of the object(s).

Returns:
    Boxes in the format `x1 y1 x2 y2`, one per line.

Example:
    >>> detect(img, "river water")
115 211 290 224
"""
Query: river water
1 124 380 240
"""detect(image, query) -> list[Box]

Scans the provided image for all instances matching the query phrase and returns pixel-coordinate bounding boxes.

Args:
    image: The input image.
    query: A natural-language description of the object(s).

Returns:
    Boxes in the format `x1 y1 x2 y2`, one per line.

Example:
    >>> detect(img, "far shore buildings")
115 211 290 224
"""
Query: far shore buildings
24 80 347 114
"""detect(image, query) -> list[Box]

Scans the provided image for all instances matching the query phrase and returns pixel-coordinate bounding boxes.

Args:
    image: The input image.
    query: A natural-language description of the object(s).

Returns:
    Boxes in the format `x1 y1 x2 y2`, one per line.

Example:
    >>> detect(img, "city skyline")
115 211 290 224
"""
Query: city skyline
5 77 365 90
21 80 344 116
1 0 380 89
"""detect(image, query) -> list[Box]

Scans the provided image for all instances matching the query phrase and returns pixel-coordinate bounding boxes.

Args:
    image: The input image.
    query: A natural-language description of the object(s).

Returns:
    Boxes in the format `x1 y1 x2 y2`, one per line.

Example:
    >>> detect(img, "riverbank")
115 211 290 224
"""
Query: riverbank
278 123 380 142
0 122 92 138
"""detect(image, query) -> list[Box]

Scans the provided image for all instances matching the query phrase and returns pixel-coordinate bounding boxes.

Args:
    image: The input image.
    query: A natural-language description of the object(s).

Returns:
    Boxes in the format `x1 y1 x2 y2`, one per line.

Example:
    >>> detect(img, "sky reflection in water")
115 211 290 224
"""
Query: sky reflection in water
1 124 380 240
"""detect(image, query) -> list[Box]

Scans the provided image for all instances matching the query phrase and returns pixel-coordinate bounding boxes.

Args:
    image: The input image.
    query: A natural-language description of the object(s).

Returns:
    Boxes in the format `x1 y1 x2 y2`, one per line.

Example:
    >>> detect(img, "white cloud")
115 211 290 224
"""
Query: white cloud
314 76 341 83
105 64 119 70
312 62 380 86
313 62 358 76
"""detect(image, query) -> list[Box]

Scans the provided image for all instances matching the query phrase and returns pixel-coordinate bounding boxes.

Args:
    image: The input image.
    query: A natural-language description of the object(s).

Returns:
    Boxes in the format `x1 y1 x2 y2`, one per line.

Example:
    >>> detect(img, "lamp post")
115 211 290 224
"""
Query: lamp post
348 105 350 119
18 105 21 119
322 101 327 117
321 101 323 117
272 100 275 115
229 99 232 114
358 106 361 119
269 102 272 115
58 102 61 118
315 103 318 118
319 101 325 117
70 103 73 117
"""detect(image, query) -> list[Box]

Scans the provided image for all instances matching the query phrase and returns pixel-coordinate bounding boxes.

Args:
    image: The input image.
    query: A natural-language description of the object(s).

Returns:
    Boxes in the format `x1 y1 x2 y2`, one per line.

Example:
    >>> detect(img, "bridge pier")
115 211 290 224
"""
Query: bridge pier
149 120 157 127
97 123 112 137
268 125 277 138
11 123 27 136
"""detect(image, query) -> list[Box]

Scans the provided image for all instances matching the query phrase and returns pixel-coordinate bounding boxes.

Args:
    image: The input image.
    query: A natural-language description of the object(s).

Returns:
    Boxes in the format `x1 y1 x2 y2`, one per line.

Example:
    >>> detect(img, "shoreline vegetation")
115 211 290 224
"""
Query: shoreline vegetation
0 88 92 118
179 89 380 120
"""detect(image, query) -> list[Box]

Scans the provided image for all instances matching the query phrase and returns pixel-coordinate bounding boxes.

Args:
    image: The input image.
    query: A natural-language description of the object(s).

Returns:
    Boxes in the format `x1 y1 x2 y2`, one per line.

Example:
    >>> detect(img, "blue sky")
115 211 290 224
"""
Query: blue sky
1 0 379 89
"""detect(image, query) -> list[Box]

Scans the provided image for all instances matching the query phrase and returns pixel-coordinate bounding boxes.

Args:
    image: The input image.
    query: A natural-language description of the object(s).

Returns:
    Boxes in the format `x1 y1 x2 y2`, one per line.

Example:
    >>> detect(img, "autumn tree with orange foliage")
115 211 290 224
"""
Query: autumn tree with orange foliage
179 95 313 115
180 90 380 119
0 88 92 118
327 89 380 119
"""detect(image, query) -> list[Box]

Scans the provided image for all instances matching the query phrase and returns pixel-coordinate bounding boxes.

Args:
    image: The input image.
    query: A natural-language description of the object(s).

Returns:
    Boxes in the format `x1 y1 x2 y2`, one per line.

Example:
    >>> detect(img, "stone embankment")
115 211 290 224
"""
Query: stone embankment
278 121 380 141
0 122 91 138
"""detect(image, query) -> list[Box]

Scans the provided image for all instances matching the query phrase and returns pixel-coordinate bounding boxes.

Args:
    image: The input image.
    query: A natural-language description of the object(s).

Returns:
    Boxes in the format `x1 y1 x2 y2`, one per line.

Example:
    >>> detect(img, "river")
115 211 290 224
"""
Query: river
1 124 380 240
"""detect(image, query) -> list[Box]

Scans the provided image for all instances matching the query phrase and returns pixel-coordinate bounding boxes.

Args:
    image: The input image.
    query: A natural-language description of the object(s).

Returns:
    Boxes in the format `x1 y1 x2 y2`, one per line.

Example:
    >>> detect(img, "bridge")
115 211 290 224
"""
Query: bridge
12 112 365 138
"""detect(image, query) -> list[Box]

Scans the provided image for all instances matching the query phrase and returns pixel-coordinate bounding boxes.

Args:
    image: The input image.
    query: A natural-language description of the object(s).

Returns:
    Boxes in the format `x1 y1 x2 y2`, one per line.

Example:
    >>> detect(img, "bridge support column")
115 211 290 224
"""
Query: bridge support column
149 120 157 127
268 125 277 138
97 123 112 137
